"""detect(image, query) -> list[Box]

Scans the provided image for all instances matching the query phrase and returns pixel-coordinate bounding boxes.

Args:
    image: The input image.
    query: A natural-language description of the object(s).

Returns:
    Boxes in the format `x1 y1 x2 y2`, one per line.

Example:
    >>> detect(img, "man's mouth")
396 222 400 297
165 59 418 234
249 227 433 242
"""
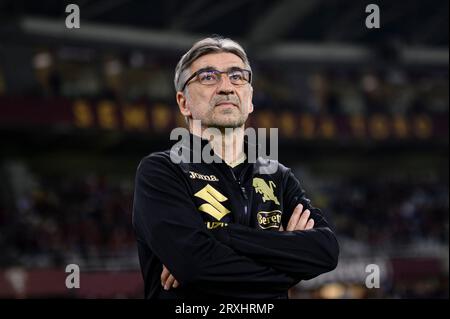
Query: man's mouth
215 102 238 108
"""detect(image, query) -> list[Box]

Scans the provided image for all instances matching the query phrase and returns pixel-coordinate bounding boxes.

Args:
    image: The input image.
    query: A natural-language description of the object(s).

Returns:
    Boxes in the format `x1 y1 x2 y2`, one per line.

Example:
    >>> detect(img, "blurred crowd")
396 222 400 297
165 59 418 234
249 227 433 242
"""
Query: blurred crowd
1 166 447 268
0 172 135 268
325 175 448 249
0 47 448 116
0 45 447 298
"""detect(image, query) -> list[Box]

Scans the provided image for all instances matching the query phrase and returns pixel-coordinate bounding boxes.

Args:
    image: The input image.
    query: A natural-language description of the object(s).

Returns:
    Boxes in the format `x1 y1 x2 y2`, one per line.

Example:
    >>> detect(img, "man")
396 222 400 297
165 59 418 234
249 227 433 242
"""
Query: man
132 36 339 299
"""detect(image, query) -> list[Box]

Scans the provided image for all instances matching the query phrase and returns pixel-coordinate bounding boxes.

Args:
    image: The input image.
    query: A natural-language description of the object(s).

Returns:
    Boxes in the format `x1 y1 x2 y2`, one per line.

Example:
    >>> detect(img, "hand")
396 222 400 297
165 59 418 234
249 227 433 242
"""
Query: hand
282 203 314 231
161 265 179 290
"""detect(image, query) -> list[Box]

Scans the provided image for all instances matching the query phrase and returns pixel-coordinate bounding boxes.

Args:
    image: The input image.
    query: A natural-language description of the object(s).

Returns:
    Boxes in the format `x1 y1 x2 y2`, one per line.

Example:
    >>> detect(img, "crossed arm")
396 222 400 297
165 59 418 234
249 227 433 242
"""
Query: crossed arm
161 203 316 290
133 155 339 297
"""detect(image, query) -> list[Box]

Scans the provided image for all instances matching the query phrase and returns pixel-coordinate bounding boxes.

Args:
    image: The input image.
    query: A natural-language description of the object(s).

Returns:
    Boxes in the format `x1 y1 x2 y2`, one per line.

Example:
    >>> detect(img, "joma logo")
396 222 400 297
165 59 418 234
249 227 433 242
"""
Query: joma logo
189 171 219 182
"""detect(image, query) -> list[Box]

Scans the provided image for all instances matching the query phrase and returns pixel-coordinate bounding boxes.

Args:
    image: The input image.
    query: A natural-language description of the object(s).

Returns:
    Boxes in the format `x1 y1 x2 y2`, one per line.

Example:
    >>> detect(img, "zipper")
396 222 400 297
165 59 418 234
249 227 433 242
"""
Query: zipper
229 168 248 199
229 166 249 225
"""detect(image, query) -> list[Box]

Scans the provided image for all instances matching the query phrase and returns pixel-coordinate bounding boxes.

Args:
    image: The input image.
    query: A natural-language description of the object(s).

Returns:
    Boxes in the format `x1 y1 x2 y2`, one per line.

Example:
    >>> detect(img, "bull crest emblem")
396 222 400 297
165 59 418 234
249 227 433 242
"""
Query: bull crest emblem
252 178 280 205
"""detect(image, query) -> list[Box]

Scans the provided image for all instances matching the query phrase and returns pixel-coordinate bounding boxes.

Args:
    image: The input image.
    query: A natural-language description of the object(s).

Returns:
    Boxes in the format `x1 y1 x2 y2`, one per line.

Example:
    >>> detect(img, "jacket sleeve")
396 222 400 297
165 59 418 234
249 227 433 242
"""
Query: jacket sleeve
132 153 298 297
211 169 339 281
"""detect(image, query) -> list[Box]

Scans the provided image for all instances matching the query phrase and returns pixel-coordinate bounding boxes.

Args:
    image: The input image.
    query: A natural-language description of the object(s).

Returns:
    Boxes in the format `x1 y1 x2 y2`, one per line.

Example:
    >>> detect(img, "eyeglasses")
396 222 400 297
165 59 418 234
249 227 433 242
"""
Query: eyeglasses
181 67 252 91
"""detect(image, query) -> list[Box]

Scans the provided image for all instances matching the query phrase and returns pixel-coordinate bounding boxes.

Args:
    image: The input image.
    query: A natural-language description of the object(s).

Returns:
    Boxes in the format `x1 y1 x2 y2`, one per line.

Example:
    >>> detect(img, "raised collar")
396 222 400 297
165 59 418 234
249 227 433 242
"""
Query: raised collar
175 133 255 167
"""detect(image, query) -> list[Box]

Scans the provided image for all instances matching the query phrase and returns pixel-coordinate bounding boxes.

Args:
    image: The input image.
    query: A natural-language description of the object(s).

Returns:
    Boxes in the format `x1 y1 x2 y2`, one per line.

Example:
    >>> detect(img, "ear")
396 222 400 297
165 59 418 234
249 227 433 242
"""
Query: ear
248 86 254 114
176 91 192 117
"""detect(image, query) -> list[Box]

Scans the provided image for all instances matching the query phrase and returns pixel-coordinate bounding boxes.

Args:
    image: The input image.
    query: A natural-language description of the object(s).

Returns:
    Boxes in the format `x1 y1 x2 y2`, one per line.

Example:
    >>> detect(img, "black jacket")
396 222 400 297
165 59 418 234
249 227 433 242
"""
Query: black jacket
132 134 339 299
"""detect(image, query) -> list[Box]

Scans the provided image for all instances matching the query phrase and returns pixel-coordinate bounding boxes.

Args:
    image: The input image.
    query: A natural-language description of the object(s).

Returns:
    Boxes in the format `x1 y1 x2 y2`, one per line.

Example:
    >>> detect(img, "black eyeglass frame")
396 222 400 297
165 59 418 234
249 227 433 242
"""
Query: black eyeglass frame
180 67 252 92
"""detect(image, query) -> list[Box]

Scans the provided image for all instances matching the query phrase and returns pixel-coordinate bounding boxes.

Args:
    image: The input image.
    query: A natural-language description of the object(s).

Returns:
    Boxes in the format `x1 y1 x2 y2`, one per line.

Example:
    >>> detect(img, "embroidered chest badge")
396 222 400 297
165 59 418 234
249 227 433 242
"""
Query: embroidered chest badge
252 177 280 205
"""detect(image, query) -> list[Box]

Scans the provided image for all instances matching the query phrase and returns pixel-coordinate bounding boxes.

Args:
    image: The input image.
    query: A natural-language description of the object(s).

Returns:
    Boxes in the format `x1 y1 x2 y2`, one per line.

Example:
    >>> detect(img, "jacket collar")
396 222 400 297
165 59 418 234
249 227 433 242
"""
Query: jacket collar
184 133 259 165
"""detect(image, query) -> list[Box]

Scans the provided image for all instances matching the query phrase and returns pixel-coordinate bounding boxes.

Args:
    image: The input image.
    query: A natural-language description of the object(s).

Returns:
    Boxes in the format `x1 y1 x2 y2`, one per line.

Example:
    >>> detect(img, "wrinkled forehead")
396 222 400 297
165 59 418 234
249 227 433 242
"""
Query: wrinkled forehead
190 52 246 72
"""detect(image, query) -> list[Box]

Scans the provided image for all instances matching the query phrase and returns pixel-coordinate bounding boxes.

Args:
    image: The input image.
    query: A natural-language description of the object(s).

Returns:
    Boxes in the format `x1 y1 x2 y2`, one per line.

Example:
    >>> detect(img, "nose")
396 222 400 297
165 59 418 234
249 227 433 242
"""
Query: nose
216 74 235 95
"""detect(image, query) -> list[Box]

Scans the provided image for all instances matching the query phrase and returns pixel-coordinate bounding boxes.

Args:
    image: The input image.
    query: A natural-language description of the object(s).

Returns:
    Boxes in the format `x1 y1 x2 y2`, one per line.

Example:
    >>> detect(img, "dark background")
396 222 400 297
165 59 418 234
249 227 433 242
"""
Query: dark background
0 0 448 298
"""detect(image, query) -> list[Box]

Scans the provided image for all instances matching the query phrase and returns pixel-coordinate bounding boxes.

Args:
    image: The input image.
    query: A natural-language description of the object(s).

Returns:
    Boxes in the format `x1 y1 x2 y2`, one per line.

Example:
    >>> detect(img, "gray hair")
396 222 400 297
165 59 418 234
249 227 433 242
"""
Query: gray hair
174 36 252 92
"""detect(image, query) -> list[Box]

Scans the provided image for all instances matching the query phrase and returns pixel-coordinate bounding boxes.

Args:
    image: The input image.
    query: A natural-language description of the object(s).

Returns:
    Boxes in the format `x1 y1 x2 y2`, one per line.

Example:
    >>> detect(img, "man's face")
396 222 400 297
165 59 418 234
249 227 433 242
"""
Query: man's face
177 52 253 129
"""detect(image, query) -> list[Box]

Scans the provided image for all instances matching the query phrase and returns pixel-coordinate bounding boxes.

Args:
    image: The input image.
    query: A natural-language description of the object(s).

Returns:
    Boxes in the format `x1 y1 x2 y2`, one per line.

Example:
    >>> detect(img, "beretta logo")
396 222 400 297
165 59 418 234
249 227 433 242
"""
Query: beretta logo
257 210 282 229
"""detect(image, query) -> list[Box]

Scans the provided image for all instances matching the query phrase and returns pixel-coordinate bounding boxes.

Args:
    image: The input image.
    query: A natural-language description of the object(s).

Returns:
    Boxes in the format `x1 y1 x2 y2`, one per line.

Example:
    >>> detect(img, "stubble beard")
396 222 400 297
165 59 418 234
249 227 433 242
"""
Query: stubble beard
202 105 248 129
